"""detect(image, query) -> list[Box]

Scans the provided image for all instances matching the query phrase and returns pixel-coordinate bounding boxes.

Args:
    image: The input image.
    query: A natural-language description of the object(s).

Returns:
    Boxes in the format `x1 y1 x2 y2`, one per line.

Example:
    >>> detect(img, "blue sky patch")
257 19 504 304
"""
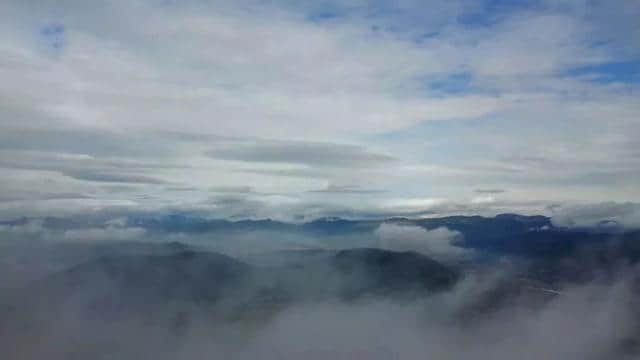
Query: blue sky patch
566 60 640 84
40 23 65 50
428 72 473 94
457 0 539 27
308 10 342 23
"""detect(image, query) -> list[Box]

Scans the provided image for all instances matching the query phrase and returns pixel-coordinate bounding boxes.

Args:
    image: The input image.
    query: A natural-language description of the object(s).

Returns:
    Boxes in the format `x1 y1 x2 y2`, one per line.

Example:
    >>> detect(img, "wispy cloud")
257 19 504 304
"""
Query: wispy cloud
206 140 395 168
308 184 386 194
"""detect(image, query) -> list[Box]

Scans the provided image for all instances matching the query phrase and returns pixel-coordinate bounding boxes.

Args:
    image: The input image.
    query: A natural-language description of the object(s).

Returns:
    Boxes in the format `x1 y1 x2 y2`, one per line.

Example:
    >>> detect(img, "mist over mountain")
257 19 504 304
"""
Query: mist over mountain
2 0 639 358
1 213 640 359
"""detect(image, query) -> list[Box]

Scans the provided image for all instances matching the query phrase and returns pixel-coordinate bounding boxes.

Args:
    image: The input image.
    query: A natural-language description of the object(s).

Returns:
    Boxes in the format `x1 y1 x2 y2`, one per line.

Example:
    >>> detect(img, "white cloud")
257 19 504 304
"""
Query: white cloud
471 195 496 205
62 226 146 242
375 223 471 260
551 202 640 229
0 219 46 238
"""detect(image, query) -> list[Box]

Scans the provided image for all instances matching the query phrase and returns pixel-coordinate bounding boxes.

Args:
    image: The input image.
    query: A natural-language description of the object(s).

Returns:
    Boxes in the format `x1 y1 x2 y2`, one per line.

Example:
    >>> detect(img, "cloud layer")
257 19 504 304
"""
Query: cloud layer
0 0 638 218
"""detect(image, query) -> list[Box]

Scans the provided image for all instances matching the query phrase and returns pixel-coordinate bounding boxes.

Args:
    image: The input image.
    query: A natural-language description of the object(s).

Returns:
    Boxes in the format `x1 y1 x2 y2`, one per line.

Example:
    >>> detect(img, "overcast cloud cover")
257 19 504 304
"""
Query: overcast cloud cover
0 0 639 222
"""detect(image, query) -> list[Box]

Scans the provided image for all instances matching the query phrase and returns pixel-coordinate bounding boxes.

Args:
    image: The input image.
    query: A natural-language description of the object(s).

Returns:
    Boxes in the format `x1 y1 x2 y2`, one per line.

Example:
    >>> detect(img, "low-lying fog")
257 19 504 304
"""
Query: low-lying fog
1 217 639 360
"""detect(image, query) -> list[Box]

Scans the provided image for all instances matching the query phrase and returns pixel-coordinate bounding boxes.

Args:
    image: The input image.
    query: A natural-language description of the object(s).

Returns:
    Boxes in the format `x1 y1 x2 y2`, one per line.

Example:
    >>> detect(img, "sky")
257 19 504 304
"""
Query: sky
0 0 639 221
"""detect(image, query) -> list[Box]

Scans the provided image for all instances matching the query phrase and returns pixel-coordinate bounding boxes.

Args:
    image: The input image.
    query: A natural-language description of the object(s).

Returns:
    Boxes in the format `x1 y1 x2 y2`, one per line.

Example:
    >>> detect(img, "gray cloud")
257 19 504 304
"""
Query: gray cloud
0 150 177 185
209 186 254 194
63 170 169 184
102 185 141 193
206 140 395 168
308 184 386 194
0 192 92 203
475 189 506 194
0 127 174 158
237 167 329 180
165 186 200 192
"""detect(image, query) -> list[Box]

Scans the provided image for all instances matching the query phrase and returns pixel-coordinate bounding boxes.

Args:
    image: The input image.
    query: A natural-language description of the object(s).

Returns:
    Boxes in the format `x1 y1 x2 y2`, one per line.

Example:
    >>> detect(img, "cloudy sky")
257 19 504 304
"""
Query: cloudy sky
1 0 639 221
